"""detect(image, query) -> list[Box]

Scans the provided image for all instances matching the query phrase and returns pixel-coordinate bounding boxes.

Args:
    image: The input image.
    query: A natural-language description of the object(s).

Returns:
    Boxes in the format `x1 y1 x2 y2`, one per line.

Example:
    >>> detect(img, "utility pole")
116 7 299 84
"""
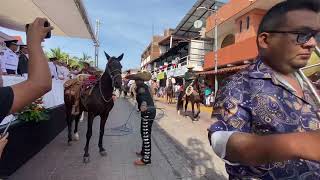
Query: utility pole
197 6 219 98
213 5 218 98
94 19 101 68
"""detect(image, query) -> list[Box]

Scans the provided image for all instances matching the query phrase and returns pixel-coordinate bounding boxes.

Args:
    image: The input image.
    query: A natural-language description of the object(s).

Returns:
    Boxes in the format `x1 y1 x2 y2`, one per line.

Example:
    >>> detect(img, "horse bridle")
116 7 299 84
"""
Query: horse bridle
99 65 122 103
107 67 122 87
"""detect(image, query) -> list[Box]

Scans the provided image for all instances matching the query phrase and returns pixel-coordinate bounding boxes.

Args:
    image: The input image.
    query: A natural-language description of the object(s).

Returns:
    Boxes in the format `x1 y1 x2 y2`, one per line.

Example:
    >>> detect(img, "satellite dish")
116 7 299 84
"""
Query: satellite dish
194 20 203 29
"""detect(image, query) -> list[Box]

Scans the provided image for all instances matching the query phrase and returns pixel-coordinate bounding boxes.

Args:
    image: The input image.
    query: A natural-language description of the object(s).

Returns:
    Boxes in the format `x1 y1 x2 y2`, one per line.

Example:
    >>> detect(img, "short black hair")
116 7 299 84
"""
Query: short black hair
49 57 58 62
258 0 320 34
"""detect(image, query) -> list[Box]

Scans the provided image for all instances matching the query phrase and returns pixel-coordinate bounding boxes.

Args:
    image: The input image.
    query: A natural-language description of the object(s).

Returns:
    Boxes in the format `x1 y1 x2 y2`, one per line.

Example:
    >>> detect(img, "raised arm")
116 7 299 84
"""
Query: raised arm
9 18 53 113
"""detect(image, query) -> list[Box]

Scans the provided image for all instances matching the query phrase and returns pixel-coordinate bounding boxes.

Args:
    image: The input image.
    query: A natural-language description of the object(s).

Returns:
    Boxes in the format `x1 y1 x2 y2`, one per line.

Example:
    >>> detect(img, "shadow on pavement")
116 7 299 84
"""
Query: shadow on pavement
153 122 227 180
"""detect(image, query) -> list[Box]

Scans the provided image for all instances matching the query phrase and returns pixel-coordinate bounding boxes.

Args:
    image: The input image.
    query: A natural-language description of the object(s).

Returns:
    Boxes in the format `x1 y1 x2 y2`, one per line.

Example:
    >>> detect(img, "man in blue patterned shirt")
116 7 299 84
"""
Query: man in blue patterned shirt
208 0 320 179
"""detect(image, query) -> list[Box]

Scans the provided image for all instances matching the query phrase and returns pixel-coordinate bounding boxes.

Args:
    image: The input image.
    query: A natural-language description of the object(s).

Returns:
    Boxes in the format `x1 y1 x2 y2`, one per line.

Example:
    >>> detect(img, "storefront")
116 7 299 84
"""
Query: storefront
198 65 249 91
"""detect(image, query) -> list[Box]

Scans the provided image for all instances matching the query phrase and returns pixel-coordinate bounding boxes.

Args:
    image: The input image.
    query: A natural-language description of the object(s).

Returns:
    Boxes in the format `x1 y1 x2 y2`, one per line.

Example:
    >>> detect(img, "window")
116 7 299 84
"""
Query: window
240 20 242 32
246 16 250 30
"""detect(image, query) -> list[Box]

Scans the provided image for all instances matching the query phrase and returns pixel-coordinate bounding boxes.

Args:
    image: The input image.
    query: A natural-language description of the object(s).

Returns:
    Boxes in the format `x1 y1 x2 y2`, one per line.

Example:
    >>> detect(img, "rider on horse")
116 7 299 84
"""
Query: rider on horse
183 64 197 97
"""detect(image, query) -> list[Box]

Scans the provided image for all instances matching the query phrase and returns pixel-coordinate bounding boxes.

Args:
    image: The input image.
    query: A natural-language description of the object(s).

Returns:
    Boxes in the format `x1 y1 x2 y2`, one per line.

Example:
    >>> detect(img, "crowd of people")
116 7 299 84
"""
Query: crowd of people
0 40 97 84
145 73 215 107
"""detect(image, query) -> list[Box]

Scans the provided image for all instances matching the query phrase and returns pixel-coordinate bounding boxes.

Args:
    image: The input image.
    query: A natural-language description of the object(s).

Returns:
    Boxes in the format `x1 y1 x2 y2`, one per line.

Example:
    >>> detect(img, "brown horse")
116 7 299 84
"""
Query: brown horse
178 76 204 120
166 79 174 104
64 51 123 163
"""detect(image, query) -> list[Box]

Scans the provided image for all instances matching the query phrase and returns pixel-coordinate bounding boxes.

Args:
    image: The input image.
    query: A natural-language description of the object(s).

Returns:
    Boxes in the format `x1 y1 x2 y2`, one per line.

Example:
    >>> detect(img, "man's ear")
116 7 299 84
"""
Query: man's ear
257 32 270 49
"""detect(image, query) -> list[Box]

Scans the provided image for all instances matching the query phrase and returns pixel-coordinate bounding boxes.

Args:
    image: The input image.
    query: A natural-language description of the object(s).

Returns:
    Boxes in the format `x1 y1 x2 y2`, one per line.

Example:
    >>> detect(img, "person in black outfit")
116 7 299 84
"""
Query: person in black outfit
126 71 155 166
17 45 29 75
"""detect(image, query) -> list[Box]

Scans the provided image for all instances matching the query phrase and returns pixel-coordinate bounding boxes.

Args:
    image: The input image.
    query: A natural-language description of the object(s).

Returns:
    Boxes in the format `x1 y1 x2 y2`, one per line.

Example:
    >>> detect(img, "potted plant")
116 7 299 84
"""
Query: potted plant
17 98 49 123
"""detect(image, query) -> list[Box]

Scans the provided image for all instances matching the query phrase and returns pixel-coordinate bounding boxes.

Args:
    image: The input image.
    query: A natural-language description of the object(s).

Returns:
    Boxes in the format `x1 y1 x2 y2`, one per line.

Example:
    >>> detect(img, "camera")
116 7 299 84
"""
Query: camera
25 21 51 39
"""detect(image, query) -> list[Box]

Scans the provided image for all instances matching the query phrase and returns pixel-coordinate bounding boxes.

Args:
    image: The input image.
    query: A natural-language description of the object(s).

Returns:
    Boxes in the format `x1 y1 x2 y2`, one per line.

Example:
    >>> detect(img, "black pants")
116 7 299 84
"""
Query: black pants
6 69 16 75
140 109 156 164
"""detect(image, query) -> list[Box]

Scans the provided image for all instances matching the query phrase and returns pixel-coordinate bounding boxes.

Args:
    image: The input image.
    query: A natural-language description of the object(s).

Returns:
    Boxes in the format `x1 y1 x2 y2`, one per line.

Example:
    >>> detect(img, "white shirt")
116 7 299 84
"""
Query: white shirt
175 85 180 92
171 77 176 84
48 62 58 79
128 80 135 86
1 47 19 73
61 66 70 80
0 51 6 73
56 65 67 80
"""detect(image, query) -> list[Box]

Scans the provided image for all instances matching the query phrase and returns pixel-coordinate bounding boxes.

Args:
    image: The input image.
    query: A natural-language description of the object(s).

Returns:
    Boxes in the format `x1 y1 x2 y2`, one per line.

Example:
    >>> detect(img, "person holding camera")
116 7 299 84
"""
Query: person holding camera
0 17 53 158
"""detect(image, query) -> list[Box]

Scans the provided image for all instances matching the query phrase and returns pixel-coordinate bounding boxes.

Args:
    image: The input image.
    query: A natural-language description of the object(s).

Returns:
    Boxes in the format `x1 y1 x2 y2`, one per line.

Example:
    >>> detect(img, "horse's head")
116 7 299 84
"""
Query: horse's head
104 51 123 89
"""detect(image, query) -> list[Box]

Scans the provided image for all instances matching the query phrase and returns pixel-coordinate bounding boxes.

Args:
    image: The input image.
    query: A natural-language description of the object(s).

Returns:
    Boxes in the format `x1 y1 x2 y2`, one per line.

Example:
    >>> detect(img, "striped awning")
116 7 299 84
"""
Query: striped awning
197 65 248 75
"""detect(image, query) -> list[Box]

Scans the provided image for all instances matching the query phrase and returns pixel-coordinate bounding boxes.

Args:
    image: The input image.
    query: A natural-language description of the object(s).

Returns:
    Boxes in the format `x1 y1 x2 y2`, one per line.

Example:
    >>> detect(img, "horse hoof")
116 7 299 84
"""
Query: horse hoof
68 141 72 146
100 150 107 156
73 133 80 141
83 157 90 163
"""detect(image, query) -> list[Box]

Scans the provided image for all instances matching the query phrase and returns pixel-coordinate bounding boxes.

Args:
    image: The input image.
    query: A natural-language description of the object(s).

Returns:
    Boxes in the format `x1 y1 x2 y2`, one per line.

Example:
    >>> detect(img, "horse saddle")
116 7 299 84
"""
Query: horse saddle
80 77 98 96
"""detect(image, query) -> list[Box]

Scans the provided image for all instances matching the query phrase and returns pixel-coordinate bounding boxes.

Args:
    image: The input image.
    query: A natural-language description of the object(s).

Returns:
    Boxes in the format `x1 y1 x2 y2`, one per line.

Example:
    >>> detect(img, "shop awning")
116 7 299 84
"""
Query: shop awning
173 0 224 38
197 65 248 75
0 0 96 42
0 31 15 42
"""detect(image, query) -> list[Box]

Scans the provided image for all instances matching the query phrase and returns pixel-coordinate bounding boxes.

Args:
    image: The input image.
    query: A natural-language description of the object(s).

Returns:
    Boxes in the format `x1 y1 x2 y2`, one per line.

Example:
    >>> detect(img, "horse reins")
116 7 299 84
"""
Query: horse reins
99 68 122 103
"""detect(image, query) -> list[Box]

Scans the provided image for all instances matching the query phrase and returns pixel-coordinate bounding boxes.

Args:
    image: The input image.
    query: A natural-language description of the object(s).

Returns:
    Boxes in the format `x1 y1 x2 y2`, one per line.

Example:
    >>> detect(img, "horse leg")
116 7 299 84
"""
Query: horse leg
196 103 201 119
73 112 81 141
177 96 181 114
191 101 195 120
66 107 73 145
98 112 109 156
184 97 188 115
83 112 94 163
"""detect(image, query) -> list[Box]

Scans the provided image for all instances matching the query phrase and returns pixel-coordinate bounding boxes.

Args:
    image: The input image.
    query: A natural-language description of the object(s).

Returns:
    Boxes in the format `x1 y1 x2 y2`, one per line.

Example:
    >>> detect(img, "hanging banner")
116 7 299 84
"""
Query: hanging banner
157 72 165 80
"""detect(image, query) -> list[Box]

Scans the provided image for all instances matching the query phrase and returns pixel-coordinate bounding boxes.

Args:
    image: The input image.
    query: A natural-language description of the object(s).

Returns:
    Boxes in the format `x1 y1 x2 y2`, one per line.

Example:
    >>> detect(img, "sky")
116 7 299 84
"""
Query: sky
0 0 228 70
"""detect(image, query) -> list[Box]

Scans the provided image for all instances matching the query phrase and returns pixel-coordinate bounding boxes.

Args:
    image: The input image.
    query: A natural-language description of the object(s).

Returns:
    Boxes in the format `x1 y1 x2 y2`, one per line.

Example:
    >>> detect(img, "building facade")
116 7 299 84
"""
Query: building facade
203 0 284 71
140 0 225 87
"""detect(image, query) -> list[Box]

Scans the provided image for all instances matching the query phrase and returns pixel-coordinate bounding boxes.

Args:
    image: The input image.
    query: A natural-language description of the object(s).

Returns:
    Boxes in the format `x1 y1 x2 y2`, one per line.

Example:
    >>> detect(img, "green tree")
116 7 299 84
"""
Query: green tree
80 53 92 62
48 47 69 63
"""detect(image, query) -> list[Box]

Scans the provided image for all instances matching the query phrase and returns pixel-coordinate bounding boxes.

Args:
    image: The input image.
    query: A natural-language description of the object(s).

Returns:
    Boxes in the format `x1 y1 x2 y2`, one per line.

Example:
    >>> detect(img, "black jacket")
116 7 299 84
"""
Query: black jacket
17 54 28 75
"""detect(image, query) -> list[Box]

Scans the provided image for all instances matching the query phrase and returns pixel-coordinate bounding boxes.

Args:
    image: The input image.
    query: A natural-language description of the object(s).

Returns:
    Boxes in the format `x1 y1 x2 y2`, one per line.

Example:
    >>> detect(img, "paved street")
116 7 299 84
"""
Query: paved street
10 97 227 180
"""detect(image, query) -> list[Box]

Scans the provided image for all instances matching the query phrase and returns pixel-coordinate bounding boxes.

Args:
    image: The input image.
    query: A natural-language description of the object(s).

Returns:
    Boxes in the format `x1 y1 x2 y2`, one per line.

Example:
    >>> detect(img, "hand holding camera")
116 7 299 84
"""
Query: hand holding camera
26 18 53 46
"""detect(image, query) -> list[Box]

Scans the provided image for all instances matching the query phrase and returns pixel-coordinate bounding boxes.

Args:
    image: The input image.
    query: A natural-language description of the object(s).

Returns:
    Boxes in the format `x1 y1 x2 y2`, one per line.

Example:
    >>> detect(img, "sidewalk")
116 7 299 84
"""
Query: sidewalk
152 98 228 179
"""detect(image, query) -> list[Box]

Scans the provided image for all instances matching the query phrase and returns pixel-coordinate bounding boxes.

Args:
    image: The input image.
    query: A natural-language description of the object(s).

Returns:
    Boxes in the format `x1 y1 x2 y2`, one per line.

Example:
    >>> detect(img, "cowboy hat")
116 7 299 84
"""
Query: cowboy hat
126 71 152 81
187 64 194 69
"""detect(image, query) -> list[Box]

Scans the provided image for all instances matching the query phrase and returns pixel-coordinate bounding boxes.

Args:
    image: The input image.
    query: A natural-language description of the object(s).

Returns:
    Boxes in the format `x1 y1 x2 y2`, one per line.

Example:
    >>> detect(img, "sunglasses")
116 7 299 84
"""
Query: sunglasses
265 30 320 45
